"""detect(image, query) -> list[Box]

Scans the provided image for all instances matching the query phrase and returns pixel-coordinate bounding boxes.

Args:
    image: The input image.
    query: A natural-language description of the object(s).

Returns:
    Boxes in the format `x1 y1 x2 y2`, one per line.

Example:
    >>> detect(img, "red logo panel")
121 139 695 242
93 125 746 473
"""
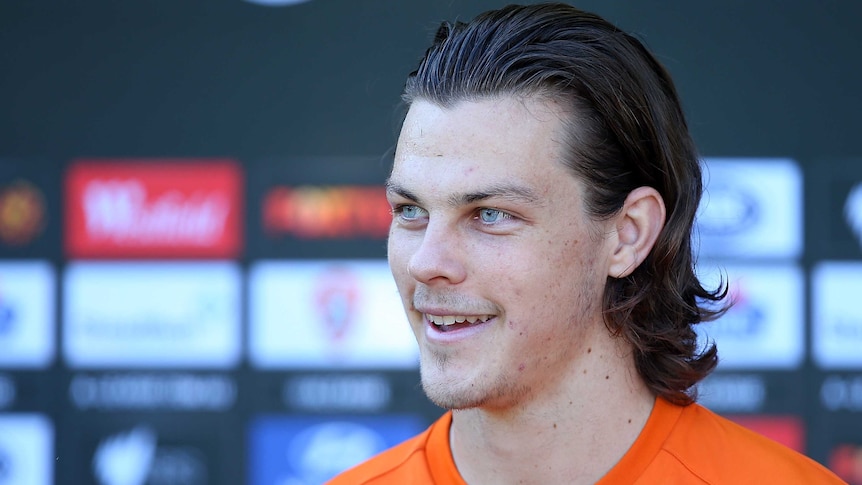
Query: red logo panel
65 159 242 258
263 185 390 239
830 443 862 484
728 415 805 452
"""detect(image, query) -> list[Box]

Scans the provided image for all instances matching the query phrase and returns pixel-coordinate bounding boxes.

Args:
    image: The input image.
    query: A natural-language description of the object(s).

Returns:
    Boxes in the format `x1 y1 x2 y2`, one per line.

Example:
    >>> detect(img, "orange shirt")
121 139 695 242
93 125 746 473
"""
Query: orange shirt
327 397 846 484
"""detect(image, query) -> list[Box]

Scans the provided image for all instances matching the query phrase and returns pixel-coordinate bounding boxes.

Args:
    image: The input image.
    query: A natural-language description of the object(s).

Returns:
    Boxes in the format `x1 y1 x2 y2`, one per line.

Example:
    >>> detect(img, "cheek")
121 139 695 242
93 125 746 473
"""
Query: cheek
387 230 414 284
531 235 605 307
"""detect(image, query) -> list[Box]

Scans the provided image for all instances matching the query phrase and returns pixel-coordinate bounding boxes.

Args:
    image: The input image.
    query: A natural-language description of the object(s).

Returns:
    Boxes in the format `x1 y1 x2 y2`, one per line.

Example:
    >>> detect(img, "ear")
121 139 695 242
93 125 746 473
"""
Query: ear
607 186 666 279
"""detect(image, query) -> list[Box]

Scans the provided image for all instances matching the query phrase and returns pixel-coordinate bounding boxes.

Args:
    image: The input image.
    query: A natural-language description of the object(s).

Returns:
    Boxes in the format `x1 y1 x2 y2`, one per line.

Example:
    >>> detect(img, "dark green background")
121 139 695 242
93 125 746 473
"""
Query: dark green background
2 1 861 483
3 0 860 163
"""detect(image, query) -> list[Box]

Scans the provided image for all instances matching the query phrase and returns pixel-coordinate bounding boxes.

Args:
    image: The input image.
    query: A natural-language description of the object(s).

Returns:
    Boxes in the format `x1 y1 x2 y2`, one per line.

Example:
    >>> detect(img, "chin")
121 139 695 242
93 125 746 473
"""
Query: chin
422 383 484 410
419 361 526 411
419 361 482 410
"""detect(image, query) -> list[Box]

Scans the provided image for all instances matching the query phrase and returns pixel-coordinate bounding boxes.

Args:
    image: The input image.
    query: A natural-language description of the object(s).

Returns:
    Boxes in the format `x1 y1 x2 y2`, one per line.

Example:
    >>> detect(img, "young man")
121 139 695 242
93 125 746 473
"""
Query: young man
329 3 845 484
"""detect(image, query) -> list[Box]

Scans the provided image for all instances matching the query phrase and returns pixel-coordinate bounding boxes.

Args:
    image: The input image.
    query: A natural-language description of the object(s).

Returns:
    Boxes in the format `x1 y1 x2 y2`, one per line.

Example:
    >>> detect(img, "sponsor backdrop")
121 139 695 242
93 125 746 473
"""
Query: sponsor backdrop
2 1 861 484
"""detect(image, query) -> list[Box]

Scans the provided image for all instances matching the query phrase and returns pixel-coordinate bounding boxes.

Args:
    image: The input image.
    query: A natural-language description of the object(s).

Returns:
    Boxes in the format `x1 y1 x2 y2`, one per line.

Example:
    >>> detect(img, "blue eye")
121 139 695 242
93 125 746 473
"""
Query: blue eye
478 208 507 223
394 204 426 220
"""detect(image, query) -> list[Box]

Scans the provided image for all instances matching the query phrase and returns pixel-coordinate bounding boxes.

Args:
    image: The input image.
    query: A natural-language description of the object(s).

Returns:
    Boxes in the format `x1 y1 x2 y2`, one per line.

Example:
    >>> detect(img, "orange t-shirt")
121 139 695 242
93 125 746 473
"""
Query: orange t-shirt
327 397 846 484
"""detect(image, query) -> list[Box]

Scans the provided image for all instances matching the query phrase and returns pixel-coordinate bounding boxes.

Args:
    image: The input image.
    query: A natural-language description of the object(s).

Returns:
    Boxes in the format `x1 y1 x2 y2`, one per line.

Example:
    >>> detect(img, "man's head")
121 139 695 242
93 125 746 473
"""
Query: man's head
389 2 725 406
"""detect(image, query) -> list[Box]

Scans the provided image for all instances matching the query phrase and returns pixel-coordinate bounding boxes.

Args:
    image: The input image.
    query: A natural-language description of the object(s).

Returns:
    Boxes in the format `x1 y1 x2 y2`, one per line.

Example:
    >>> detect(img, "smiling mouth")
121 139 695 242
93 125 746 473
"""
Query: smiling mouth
425 313 493 332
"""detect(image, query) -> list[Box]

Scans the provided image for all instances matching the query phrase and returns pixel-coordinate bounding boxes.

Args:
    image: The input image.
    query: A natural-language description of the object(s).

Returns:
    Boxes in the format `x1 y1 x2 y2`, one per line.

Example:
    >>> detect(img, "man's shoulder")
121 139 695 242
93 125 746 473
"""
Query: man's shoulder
326 415 447 485
661 402 845 484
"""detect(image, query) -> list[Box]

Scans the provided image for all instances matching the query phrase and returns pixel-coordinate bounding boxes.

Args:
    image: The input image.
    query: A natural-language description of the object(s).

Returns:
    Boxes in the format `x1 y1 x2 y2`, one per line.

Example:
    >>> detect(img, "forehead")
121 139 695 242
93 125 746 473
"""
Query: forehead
391 97 575 191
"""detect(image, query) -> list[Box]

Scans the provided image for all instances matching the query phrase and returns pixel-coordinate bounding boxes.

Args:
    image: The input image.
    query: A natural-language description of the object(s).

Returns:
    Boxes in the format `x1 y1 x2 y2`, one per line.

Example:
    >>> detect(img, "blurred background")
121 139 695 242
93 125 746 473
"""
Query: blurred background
1 0 861 483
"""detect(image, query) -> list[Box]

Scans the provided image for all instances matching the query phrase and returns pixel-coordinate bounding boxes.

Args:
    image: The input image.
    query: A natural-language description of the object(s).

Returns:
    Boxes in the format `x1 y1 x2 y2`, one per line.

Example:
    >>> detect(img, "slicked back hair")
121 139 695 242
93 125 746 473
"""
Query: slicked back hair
401 2 727 405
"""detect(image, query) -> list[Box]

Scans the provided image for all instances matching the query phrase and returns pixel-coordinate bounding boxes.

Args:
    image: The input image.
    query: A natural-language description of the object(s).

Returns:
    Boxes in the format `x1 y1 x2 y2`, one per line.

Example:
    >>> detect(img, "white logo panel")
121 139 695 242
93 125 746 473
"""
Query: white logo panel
249 260 417 368
696 158 802 259
813 262 862 368
63 262 241 368
697 262 804 369
0 261 55 368
0 413 54 485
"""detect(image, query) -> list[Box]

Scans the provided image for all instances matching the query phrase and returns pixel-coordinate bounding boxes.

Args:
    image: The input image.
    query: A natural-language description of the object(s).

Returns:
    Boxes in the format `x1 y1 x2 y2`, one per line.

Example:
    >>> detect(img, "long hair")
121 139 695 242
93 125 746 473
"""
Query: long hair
401 2 727 405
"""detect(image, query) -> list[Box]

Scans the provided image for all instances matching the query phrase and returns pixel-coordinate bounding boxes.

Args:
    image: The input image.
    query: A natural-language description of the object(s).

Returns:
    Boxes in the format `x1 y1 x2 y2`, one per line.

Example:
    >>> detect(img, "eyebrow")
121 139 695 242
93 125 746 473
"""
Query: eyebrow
385 180 544 208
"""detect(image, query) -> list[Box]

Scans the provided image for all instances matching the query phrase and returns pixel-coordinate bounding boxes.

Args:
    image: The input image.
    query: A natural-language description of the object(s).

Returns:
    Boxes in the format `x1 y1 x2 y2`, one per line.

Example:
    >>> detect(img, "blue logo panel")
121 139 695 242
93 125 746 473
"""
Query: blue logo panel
248 414 427 485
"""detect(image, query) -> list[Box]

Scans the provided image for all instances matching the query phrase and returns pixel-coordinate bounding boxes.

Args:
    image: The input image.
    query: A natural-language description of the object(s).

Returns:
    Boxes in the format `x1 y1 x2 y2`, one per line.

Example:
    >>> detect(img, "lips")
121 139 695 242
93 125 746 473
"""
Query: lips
424 313 493 332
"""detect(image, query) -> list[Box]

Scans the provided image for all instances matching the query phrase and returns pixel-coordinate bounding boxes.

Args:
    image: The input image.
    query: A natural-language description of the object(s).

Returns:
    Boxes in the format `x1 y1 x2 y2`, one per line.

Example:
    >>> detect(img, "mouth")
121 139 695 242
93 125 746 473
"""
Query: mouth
424 313 493 332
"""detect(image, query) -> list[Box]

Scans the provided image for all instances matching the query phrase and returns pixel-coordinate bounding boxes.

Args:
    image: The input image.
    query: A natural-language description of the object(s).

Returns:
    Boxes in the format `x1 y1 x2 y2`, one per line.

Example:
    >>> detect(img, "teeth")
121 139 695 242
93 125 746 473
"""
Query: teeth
425 314 492 326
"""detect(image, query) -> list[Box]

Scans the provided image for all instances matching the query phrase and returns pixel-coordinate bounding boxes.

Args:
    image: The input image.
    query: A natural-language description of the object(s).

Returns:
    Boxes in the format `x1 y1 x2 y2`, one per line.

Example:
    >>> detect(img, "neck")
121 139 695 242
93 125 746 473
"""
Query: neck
449 337 656 485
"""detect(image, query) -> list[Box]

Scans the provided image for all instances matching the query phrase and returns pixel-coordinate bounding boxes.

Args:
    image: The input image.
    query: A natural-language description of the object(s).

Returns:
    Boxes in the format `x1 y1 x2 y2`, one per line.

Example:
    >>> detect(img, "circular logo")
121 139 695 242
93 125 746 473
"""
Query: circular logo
0 180 46 246
314 266 360 341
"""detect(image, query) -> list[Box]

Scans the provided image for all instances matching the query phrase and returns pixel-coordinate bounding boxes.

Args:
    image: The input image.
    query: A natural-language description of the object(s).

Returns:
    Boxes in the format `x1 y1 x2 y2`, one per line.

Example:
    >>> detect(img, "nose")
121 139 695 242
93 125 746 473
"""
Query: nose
406 219 467 285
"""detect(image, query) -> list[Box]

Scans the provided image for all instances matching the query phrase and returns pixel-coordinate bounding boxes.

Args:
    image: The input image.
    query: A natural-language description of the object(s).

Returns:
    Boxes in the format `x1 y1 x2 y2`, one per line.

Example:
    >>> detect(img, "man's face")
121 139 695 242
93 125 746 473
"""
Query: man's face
387 96 615 411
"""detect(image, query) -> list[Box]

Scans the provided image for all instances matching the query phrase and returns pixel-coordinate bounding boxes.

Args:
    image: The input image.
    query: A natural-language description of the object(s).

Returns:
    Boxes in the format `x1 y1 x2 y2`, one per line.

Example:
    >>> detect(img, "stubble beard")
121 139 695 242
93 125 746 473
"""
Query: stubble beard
419 348 532 411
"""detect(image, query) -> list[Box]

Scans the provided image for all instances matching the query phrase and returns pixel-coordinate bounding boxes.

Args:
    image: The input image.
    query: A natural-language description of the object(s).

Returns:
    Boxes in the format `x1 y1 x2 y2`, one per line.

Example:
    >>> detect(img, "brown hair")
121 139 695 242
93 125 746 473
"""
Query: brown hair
401 2 727 405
